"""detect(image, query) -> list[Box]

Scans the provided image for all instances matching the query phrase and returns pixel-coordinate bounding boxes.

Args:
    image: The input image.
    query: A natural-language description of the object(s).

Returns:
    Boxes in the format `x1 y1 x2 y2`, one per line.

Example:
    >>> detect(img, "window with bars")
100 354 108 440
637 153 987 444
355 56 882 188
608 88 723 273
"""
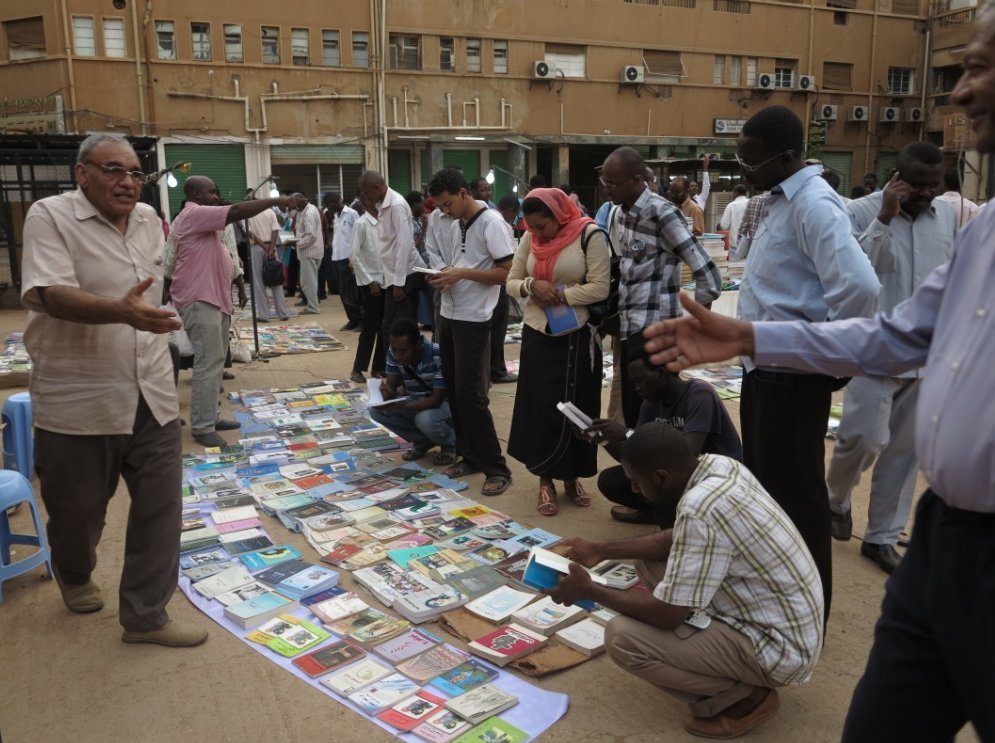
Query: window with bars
4 17 45 60
352 32 369 68
713 56 726 84
440 37 455 71
291 28 309 65
321 30 340 66
643 49 683 81
102 17 126 58
888 66 915 94
774 59 795 88
466 38 481 73
224 24 242 63
493 40 508 74
745 57 757 86
191 22 211 61
155 20 175 60
389 34 420 70
262 26 280 65
822 61 853 90
72 16 95 57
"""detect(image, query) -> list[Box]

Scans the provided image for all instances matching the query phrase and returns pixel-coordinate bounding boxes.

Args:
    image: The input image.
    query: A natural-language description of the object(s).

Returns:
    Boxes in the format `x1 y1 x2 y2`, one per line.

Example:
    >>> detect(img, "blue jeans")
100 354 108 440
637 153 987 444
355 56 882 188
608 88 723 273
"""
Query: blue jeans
369 400 455 451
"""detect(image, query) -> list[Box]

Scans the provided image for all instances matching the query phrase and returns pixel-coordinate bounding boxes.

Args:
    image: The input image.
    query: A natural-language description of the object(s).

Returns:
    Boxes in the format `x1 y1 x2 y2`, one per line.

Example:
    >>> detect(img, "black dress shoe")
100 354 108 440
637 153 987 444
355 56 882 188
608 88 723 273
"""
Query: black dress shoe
490 373 518 384
861 542 902 574
214 419 241 431
830 509 852 541
222 371 235 380
193 432 227 448
295 300 307 307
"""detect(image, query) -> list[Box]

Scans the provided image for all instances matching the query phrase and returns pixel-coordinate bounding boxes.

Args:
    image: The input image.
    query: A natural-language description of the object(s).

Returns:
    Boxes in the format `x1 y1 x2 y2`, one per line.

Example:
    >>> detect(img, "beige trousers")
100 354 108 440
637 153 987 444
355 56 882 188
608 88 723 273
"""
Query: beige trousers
604 560 780 718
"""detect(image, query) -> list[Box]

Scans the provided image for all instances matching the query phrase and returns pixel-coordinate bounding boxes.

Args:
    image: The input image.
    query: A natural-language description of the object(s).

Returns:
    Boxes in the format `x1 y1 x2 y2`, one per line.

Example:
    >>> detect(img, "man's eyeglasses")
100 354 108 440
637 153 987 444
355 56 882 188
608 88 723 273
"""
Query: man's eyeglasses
599 175 638 190
734 151 791 174
85 162 146 183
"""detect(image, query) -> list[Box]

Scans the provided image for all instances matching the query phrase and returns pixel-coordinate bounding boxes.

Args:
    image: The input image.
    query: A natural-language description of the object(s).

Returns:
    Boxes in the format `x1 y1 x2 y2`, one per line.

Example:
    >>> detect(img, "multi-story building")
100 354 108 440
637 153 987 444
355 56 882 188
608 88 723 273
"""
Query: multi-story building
0 0 936 286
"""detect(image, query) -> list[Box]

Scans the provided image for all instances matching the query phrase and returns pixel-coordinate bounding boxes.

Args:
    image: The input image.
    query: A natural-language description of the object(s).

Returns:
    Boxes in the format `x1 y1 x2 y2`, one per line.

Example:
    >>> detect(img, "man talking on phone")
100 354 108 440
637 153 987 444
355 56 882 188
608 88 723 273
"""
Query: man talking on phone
544 422 823 739
827 143 956 574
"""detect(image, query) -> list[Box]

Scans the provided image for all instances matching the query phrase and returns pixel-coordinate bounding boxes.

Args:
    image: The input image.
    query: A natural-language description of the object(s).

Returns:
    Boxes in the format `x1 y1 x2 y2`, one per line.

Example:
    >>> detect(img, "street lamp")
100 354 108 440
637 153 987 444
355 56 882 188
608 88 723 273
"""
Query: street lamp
250 174 281 198
486 165 522 194
145 160 192 186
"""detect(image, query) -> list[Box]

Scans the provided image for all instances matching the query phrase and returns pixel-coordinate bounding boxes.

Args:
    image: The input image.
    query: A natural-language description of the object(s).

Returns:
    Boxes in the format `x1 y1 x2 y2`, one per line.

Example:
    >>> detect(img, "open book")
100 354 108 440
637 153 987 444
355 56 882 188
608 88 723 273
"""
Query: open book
366 378 408 408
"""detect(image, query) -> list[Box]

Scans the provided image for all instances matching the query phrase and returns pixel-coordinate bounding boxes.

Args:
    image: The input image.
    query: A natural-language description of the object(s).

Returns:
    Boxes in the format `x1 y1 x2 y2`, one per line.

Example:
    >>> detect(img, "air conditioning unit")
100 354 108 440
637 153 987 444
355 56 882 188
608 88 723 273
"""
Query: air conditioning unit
880 106 900 123
905 107 924 123
847 105 868 122
533 60 552 79
621 65 644 84
755 73 775 90
796 75 817 92
818 104 838 121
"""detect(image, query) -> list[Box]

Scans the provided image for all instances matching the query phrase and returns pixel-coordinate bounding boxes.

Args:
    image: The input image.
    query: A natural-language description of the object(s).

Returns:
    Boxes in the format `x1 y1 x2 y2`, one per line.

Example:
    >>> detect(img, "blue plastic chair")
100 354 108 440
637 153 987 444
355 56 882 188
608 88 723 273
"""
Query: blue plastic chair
2 391 34 479
0 469 53 605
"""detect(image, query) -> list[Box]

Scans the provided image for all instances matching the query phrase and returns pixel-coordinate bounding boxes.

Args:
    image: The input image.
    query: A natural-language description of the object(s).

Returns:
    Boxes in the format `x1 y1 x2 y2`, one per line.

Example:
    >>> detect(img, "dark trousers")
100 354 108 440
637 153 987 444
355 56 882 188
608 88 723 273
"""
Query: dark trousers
620 334 649 427
333 259 363 326
437 315 510 479
741 368 834 622
318 248 335 298
383 273 424 337
842 491 995 742
598 464 677 528
353 284 386 374
34 396 182 631
489 285 510 377
285 249 300 296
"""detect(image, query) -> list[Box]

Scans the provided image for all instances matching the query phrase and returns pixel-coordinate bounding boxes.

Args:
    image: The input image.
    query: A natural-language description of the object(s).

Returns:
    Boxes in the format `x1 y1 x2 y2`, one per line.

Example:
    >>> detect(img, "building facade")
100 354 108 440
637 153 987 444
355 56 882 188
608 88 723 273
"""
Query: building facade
0 0 948 282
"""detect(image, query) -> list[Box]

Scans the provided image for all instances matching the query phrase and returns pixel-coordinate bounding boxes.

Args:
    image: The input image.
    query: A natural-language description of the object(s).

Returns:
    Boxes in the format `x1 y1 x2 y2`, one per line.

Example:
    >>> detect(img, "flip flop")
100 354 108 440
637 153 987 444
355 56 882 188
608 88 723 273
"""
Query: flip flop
433 451 458 467
482 475 512 496
445 460 480 478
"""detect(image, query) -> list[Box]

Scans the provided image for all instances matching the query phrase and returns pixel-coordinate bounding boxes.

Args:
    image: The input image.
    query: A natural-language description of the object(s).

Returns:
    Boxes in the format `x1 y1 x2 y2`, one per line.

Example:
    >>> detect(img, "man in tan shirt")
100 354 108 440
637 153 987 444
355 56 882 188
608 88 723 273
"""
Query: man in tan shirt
667 176 705 236
21 132 207 648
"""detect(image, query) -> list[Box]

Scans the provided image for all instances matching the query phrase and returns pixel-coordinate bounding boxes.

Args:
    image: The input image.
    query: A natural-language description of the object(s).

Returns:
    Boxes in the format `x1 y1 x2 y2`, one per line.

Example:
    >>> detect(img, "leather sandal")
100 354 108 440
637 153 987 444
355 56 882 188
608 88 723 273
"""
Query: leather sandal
537 482 559 516
402 445 431 461
564 480 593 508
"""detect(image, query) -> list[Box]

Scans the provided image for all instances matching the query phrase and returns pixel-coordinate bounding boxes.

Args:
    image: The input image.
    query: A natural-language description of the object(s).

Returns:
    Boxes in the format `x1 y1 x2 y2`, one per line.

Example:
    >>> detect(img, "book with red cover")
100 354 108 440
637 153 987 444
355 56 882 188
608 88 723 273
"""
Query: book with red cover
321 543 362 566
467 623 547 667
377 689 448 731
291 639 366 677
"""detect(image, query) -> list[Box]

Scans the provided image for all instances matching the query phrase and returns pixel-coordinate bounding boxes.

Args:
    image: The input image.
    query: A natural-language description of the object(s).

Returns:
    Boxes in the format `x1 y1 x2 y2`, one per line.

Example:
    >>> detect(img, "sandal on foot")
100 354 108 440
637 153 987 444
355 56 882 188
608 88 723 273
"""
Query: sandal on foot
402 446 431 461
537 483 559 516
564 480 593 507
482 475 512 496
433 451 458 467
445 460 480 478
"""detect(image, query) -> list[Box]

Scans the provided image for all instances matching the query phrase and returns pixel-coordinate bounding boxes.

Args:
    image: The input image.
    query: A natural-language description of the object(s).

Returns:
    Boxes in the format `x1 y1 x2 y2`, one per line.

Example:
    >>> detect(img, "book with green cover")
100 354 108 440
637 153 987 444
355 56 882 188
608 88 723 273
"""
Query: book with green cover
245 613 331 657
453 717 528 743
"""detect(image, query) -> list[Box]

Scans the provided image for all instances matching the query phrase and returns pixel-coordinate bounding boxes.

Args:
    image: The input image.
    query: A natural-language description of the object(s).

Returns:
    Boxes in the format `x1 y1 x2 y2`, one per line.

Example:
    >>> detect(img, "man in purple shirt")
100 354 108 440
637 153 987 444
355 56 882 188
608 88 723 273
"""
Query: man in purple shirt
171 176 291 447
640 11 995 735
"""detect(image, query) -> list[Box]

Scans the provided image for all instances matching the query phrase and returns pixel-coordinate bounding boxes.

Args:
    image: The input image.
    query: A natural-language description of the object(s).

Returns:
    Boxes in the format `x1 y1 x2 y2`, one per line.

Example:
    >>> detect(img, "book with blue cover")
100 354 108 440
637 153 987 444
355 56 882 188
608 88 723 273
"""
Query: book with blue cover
239 544 302 571
543 289 582 336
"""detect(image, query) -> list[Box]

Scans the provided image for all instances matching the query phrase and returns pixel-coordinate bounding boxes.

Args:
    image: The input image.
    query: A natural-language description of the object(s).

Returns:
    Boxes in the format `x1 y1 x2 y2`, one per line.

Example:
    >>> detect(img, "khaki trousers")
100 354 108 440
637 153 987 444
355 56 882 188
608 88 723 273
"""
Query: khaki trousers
604 560 780 718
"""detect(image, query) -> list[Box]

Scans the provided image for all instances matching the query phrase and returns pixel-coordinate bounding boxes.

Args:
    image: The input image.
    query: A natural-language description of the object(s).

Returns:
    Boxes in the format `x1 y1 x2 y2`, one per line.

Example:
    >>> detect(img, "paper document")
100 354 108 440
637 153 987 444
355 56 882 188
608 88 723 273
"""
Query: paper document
412 266 443 275
367 378 408 407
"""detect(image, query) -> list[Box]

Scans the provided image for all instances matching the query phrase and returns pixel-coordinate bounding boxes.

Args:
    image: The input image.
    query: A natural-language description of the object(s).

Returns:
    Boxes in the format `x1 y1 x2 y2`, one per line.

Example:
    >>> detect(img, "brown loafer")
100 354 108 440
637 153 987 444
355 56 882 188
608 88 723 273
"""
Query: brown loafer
685 689 780 739
610 505 657 525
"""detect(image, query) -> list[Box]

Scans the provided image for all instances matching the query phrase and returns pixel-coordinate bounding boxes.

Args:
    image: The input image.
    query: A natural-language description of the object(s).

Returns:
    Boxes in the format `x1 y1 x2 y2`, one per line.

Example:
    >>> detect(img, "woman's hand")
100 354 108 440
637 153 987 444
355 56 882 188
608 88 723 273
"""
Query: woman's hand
530 279 562 308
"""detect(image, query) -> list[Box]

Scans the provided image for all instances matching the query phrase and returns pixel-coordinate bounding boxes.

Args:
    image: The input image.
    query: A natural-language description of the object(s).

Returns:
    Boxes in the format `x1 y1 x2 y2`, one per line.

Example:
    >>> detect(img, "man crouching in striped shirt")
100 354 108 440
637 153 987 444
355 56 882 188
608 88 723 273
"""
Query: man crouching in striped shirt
545 421 823 739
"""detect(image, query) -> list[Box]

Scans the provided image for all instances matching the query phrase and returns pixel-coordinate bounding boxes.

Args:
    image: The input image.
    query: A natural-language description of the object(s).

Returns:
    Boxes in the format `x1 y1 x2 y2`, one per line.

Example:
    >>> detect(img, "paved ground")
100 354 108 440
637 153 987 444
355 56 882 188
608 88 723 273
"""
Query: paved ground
0 300 979 743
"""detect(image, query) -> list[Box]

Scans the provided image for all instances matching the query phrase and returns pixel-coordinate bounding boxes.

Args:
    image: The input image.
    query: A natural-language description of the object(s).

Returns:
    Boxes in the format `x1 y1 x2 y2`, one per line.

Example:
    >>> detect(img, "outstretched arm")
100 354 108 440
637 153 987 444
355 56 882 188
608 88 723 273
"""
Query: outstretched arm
642 292 754 371
38 278 181 334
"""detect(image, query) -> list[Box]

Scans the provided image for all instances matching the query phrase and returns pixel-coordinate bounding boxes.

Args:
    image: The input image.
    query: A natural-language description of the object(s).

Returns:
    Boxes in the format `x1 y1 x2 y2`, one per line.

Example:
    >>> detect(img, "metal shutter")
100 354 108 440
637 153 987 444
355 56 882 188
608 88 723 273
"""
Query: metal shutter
387 149 412 194
489 150 513 201
820 151 852 196
876 152 897 189
163 143 246 217
270 144 364 165
442 150 482 181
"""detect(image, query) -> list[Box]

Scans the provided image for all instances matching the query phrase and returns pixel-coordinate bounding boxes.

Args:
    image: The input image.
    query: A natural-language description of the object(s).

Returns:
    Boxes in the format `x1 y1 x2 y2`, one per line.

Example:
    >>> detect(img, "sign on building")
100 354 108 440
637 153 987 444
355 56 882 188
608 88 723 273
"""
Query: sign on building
0 95 65 134
713 119 746 135
943 112 976 150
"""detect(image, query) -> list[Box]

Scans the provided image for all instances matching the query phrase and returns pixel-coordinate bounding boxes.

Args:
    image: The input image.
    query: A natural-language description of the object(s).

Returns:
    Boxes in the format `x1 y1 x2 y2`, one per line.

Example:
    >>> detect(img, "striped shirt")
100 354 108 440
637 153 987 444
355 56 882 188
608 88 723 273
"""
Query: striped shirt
655 454 824 685
385 337 445 398
618 187 721 339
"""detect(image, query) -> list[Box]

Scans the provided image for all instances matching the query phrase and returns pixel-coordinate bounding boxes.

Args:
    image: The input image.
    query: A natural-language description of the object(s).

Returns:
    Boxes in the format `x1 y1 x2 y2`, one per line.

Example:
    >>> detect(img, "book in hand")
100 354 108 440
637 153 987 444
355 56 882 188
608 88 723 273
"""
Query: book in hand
590 560 640 589
320 657 394 696
371 627 443 664
467 623 548 667
308 591 369 624
452 718 529 743
521 546 607 609
445 684 519 725
429 659 499 697
246 613 331 657
556 400 594 432
510 594 587 636
554 616 606 657
223 591 298 629
411 708 472 743
463 585 537 624
366 378 409 408
377 689 449 732
347 672 420 715
292 639 366 678
543 292 582 336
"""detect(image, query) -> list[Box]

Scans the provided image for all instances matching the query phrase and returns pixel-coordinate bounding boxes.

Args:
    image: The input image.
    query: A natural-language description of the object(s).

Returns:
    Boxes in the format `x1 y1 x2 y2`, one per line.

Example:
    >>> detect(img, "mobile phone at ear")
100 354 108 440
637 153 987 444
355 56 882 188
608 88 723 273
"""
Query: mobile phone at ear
684 610 712 630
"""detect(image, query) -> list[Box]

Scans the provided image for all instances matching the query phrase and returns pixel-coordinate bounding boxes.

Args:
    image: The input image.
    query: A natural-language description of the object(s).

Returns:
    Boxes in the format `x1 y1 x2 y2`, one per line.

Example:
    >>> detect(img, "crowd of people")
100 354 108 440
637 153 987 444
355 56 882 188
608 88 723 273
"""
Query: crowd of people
17 7 995 740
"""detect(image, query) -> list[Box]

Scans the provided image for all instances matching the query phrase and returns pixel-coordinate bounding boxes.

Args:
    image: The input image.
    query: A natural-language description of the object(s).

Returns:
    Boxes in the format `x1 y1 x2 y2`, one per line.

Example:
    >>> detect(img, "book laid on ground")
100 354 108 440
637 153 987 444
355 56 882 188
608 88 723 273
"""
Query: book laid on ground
223 591 298 629
510 594 587 636
491 553 531 588
429 659 499 697
329 608 411 648
377 689 449 732
292 640 367 678
395 643 471 683
255 560 339 600
320 657 394 696
444 684 519 725
443 565 509 601
246 613 331 657
467 623 548 667
308 591 369 624
190 564 255 599
411 708 472 743
554 617 606 656
347 672 420 715
214 581 269 607
371 627 443 664
393 584 467 624
464 586 537 624
239 544 302 571
453 718 529 743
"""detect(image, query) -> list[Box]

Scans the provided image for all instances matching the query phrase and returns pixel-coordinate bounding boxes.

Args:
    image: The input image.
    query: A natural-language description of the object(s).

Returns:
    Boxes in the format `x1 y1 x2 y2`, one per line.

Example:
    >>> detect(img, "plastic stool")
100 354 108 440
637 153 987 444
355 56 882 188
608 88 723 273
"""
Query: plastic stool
2 391 33 479
0 469 53 605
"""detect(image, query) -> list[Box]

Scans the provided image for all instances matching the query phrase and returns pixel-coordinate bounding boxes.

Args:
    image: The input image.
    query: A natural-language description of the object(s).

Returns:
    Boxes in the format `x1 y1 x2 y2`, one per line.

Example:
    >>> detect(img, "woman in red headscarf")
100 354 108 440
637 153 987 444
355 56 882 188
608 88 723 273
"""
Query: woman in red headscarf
506 187 611 516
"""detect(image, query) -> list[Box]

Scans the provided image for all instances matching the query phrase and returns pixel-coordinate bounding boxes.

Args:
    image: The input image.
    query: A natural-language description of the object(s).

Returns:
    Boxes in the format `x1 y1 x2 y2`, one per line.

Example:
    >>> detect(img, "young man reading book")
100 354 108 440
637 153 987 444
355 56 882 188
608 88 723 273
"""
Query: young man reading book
544 422 823 739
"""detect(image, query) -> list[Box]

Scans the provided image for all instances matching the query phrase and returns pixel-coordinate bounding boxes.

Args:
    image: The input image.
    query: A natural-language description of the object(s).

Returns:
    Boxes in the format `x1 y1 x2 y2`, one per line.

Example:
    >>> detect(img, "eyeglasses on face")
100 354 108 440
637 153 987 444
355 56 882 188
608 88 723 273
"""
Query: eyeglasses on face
734 150 792 174
85 162 146 182
599 174 640 190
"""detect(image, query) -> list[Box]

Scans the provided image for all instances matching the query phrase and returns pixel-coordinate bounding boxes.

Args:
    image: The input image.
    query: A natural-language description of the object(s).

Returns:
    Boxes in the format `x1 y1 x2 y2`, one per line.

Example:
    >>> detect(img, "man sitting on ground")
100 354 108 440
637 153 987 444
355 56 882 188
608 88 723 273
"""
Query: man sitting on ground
546 422 824 740
587 358 742 525
368 317 456 466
